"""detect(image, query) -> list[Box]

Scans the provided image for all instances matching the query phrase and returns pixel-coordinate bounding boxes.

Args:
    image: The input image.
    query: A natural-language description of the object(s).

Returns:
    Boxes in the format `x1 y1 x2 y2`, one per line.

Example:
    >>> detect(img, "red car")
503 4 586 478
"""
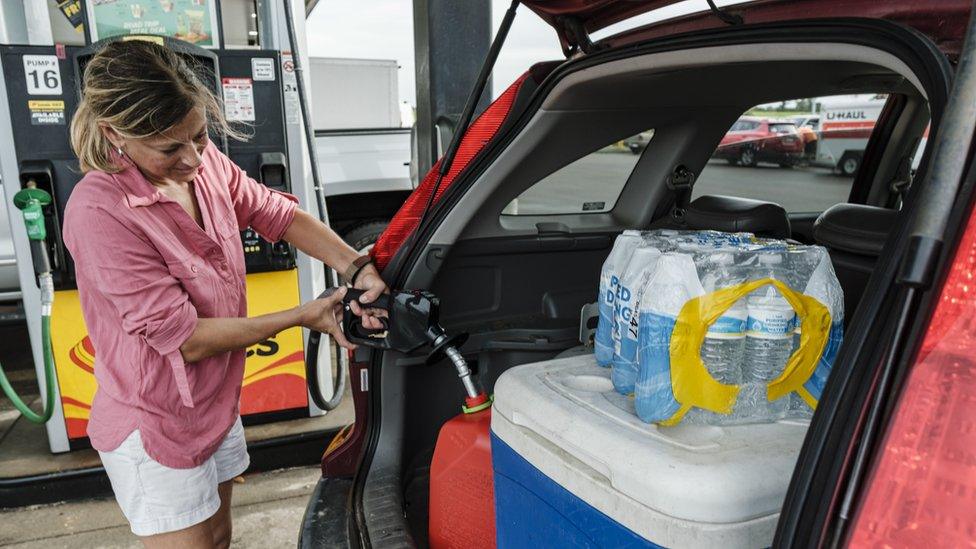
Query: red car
712 116 806 167
301 1 976 547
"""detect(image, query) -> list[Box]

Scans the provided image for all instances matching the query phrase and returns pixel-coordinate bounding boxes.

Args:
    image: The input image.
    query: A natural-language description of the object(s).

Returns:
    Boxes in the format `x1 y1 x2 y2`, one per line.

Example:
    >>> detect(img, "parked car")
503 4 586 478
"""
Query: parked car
623 130 655 154
712 116 806 167
301 1 974 548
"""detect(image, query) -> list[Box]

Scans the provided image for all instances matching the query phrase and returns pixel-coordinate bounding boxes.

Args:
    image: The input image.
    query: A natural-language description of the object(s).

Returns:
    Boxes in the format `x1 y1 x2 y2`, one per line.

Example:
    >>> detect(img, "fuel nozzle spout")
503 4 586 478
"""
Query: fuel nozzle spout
428 327 490 414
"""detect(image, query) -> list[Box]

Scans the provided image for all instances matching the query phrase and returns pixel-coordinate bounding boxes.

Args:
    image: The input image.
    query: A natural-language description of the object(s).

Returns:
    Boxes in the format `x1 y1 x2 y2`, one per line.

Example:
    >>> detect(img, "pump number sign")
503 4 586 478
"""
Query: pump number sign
23 56 62 96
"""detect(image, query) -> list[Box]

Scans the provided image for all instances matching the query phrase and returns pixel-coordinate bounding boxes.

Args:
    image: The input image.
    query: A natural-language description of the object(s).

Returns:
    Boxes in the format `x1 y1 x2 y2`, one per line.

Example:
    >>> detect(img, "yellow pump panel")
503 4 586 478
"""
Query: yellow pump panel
50 269 307 440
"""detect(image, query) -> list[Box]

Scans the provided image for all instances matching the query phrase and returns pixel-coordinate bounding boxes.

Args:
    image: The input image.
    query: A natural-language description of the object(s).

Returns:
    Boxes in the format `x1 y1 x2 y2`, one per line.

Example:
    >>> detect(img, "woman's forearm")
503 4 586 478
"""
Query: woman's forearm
180 308 302 363
282 209 361 274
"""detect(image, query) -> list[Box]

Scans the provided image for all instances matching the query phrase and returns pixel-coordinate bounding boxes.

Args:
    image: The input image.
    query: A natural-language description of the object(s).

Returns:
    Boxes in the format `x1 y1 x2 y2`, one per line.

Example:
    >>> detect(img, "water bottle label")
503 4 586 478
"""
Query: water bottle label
803 322 843 400
606 274 620 305
595 304 614 365
633 311 681 421
747 308 795 339
706 314 747 339
613 308 641 371
613 283 634 330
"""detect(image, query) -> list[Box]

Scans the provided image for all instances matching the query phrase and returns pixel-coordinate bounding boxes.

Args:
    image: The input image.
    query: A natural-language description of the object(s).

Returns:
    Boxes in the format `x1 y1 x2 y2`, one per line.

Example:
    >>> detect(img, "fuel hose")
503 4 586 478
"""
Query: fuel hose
304 323 347 411
0 276 55 424
282 0 346 411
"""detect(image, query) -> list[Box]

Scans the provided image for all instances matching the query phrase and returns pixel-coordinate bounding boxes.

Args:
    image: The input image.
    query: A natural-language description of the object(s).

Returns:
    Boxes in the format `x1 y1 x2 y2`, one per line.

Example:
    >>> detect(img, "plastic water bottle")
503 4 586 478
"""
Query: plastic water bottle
612 246 662 394
787 247 837 420
595 232 642 366
633 254 703 423
742 253 795 421
699 253 746 385
641 229 683 253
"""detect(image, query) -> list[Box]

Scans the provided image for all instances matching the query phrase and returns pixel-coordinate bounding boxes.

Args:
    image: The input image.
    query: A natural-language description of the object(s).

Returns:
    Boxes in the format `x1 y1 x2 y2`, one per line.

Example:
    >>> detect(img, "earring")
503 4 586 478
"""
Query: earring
117 146 124 156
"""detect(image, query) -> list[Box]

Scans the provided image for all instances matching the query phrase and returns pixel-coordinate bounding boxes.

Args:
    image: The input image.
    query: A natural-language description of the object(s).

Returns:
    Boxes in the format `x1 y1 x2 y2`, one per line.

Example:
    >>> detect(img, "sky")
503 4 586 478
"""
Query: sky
305 0 750 107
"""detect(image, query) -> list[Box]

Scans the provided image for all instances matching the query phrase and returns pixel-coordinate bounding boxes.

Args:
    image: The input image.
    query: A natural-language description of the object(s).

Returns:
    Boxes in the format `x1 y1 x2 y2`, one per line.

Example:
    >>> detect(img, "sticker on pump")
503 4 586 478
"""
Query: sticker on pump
23 55 62 96
281 52 300 125
28 100 66 125
251 58 276 81
221 77 255 122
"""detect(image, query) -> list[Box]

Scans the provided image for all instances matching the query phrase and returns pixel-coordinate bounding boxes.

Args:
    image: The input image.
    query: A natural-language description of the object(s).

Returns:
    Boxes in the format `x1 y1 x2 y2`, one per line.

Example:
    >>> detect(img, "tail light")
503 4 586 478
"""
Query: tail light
370 73 530 271
848 202 976 546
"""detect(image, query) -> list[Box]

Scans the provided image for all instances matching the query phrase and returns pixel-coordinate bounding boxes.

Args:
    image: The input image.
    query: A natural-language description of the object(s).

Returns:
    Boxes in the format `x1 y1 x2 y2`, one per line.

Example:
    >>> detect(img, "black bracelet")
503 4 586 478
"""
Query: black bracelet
350 260 373 286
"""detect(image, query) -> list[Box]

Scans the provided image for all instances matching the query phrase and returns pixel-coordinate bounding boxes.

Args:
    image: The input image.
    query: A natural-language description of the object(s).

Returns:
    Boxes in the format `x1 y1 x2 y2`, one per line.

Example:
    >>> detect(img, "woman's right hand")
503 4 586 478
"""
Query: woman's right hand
298 287 356 350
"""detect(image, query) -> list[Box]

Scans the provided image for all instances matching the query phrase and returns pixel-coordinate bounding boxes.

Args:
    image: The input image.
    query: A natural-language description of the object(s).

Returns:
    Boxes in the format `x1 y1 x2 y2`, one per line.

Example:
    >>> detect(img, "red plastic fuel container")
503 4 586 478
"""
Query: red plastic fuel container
428 406 495 549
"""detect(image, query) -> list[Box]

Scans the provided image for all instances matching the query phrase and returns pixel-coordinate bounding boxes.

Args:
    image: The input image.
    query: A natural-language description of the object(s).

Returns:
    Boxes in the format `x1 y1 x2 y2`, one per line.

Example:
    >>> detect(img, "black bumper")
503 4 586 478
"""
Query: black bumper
298 476 354 548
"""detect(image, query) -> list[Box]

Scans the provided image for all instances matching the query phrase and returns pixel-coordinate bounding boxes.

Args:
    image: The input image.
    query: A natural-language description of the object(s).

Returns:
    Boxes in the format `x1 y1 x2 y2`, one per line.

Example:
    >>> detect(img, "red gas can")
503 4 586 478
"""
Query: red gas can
428 407 495 549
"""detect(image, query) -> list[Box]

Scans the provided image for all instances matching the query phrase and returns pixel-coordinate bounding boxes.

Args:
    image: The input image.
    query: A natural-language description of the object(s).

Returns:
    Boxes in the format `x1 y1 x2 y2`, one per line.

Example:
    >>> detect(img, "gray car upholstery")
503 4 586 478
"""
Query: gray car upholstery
814 203 899 318
654 194 792 239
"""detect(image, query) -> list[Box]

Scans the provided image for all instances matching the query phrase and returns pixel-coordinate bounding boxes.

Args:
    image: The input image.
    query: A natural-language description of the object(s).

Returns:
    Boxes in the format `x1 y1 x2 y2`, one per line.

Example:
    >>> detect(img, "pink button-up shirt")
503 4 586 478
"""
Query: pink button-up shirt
63 142 298 468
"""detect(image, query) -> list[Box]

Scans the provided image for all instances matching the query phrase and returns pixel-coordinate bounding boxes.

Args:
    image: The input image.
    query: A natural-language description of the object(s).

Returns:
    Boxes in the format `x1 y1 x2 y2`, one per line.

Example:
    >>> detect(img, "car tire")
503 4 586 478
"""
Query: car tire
839 152 862 177
628 143 641 155
342 220 389 254
738 147 758 167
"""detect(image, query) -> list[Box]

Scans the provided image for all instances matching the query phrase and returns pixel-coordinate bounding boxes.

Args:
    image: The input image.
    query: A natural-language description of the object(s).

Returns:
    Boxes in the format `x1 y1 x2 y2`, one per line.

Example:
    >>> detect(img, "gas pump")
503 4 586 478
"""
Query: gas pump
0 0 337 453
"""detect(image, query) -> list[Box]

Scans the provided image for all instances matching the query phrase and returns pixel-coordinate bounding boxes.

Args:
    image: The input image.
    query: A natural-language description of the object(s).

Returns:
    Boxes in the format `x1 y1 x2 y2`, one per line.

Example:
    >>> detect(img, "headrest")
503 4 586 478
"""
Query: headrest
814 203 898 256
683 195 791 240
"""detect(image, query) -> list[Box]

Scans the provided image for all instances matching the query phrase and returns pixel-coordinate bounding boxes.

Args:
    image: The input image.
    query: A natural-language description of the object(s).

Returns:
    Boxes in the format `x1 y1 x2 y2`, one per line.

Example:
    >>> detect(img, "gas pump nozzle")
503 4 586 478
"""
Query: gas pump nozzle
327 288 490 413
14 182 53 314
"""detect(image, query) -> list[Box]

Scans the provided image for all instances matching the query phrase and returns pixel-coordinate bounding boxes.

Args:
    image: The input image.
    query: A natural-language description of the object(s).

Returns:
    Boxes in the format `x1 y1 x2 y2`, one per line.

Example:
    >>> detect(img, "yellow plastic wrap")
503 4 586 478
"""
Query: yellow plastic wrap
660 278 831 426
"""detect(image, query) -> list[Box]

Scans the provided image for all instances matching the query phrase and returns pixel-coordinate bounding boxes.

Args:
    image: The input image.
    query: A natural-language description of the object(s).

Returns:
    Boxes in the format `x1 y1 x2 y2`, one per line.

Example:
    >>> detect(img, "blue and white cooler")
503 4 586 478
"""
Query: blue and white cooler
490 353 810 548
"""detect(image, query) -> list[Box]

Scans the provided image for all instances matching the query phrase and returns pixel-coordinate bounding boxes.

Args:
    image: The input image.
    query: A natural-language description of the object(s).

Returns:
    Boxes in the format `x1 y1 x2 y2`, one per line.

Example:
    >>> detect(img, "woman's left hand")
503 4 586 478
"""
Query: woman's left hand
348 265 388 330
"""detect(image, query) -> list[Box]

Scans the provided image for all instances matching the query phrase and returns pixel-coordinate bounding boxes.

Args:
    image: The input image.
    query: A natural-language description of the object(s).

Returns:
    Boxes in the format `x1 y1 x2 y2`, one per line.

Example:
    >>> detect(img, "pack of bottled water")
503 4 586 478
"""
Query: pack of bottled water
595 229 843 425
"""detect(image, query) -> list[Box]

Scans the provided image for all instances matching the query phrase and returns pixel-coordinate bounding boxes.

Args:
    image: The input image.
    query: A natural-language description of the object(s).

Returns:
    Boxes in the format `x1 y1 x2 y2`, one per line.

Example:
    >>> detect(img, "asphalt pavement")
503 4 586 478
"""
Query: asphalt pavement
0 466 320 548
510 153 853 215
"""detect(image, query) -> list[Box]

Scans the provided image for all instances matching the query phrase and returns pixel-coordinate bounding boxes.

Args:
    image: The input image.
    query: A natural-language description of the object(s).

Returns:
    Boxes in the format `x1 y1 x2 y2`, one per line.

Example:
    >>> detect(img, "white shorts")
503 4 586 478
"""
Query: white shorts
98 416 250 536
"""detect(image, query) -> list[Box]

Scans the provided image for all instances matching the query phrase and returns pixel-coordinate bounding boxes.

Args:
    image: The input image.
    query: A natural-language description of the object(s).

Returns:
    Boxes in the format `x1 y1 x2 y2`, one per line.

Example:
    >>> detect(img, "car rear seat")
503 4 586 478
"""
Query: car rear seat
813 203 898 321
666 194 792 239
559 195 793 358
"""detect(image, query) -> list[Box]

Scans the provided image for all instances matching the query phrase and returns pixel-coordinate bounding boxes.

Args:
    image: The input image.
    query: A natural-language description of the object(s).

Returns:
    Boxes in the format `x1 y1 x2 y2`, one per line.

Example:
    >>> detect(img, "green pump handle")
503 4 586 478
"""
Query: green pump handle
14 183 53 276
14 184 51 241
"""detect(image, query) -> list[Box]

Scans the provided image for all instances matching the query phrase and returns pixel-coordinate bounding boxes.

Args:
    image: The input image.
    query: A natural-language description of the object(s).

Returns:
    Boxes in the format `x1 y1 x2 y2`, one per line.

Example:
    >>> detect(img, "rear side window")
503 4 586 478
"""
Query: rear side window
769 123 797 134
730 120 760 131
694 94 896 212
503 130 653 215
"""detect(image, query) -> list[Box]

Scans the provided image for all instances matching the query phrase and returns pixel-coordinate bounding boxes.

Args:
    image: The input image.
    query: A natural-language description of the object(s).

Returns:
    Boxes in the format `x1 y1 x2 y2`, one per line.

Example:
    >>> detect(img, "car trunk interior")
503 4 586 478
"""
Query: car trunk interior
357 31 945 547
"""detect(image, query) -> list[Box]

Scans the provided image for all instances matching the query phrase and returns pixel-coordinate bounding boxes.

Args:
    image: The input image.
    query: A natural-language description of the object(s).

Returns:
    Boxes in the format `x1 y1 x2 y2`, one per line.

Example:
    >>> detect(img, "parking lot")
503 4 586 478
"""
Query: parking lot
512 152 853 216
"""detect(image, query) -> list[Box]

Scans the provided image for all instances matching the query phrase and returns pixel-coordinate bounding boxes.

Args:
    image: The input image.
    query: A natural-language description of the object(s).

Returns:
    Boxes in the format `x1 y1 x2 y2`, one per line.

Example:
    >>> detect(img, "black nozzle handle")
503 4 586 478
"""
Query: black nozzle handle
30 240 51 276
314 288 393 349
340 289 392 346
341 288 392 311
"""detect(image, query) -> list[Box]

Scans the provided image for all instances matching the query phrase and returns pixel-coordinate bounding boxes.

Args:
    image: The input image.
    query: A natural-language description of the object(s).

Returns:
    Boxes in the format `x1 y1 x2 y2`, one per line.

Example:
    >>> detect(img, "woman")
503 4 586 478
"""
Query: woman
63 40 386 547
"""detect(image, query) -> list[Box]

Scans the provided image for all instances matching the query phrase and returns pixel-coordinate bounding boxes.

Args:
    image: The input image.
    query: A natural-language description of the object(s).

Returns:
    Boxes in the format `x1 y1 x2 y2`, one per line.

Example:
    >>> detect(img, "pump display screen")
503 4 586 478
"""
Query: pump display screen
85 0 221 48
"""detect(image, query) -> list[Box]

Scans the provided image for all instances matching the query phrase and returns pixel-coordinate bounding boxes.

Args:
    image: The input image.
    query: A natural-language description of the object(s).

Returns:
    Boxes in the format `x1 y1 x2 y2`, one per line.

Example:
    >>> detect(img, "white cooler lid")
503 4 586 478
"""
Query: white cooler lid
491 353 809 547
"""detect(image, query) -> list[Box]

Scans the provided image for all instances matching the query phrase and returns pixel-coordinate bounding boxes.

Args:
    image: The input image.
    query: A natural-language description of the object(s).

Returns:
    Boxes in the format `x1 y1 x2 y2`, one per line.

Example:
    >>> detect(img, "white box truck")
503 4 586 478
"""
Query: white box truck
310 57 415 252
812 94 926 177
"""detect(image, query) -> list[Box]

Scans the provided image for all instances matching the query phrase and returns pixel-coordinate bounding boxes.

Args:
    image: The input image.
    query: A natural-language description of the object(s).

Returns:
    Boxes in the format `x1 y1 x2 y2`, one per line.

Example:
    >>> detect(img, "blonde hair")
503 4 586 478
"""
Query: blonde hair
70 40 245 173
